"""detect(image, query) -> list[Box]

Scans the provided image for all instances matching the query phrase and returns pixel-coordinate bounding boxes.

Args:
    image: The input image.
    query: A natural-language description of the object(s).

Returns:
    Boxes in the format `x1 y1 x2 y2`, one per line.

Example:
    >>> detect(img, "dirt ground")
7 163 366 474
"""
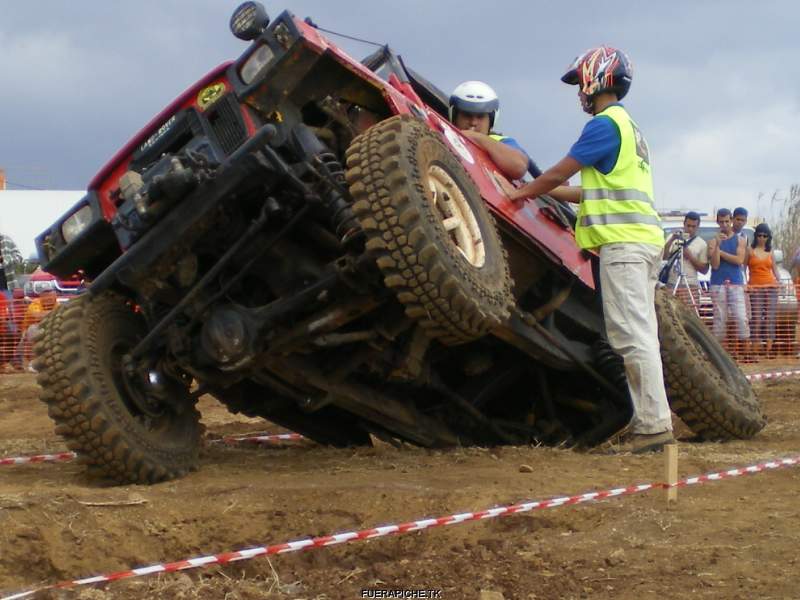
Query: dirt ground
1 365 798 600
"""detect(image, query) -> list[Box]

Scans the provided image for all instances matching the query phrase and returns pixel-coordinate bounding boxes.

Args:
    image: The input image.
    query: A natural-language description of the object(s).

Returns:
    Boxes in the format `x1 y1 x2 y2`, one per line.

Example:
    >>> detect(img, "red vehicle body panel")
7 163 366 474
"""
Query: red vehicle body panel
86 14 595 290
88 63 235 220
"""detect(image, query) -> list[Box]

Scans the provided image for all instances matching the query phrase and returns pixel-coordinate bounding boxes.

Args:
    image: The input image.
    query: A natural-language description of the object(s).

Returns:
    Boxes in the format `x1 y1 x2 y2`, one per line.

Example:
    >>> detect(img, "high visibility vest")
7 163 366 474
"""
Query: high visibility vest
575 105 663 250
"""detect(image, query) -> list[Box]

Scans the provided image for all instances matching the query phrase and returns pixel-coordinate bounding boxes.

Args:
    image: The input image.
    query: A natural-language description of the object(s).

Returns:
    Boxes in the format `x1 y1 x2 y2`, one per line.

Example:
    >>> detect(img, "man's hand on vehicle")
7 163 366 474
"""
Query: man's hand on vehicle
505 156 582 203
497 175 517 198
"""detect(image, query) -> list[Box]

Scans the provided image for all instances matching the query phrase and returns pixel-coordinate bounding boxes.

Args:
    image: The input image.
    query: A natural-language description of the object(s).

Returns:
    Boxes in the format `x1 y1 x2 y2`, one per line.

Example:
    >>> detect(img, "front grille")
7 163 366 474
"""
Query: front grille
208 96 247 155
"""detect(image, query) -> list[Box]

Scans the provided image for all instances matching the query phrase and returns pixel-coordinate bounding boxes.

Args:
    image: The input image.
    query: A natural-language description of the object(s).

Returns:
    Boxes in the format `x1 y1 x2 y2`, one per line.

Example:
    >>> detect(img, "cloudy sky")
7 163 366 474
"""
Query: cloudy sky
1 0 798 254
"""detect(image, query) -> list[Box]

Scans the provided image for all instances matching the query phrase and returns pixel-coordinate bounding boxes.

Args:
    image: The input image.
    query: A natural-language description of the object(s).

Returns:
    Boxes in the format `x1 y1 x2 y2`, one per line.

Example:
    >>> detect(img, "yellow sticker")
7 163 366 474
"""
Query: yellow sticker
197 83 226 110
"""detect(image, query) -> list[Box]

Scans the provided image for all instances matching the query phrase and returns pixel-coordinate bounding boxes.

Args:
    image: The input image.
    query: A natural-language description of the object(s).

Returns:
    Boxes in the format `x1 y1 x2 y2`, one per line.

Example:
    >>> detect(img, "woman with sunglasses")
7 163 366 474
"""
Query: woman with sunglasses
747 223 781 358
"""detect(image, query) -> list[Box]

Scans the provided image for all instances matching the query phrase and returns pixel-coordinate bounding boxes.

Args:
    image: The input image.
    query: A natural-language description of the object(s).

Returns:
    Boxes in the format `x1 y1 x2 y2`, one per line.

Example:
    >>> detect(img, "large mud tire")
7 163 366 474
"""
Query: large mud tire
346 115 513 345
32 292 202 484
655 288 765 440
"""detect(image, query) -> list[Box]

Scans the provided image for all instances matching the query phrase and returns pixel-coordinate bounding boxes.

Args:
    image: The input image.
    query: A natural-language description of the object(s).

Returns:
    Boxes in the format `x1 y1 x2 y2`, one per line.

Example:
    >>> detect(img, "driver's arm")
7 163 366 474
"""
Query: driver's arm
460 131 528 180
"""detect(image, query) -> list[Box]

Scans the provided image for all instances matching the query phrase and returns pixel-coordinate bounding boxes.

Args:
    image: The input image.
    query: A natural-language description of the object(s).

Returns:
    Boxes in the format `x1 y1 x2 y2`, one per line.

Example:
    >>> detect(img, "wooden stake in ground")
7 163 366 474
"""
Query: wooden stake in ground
664 443 678 505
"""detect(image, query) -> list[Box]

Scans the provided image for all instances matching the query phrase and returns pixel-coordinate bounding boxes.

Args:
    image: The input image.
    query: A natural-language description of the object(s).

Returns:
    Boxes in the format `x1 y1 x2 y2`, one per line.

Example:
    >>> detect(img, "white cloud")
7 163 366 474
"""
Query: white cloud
654 100 800 217
0 191 83 258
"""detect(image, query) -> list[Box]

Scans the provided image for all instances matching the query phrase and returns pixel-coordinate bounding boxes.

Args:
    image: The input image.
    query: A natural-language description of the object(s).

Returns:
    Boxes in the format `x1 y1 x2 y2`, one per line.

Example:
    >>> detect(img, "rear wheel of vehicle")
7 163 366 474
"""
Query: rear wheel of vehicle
346 115 513 345
32 292 202 484
655 288 765 439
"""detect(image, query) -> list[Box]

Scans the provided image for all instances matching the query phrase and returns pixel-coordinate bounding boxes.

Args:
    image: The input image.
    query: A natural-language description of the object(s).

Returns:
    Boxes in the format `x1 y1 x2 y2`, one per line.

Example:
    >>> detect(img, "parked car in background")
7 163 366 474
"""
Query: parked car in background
23 268 86 303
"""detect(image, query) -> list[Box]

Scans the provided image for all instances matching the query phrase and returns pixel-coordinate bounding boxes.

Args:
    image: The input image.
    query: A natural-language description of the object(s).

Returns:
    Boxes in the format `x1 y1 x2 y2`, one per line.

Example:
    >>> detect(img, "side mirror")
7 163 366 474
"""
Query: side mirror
230 2 270 41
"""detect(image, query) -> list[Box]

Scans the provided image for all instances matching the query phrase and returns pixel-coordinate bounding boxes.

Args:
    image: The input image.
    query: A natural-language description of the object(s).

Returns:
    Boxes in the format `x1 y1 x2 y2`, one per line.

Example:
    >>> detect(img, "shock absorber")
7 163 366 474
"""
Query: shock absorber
290 124 361 246
314 151 361 245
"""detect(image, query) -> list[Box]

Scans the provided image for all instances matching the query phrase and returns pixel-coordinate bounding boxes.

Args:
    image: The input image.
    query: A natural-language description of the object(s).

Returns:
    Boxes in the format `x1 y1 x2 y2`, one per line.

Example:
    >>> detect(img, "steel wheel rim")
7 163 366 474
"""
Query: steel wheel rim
426 164 485 267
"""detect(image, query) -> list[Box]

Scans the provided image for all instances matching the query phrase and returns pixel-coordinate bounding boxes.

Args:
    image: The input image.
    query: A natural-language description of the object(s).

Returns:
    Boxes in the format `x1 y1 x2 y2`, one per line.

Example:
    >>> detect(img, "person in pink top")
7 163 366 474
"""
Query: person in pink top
747 223 781 358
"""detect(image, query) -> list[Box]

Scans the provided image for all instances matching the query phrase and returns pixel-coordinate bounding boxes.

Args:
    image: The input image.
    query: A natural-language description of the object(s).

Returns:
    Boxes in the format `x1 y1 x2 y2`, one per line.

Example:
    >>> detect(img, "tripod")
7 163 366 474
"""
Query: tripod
665 241 700 316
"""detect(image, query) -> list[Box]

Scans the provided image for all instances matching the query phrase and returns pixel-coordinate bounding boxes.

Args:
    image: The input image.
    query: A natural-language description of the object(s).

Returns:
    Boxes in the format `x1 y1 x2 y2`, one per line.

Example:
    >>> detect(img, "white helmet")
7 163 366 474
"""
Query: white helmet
449 81 500 128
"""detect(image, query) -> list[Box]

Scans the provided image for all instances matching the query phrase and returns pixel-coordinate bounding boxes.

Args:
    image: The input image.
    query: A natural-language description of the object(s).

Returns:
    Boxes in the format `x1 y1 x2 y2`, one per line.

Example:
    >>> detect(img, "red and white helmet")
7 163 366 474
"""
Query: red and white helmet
561 46 633 101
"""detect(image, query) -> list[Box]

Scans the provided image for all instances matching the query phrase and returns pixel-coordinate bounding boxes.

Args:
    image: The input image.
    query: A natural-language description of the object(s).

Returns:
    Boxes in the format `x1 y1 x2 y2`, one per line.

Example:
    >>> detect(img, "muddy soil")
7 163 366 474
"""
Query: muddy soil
0 367 798 600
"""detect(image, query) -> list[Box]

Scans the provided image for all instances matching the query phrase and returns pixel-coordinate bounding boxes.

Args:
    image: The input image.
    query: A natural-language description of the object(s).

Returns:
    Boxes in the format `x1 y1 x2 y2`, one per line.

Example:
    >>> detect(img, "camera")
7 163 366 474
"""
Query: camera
672 229 689 246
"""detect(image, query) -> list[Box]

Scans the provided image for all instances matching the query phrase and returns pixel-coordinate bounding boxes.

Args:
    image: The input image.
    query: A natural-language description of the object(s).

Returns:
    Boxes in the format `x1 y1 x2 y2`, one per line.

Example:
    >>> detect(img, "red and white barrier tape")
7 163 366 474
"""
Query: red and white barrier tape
0 433 306 468
218 432 304 444
4 368 798 467
2 454 798 600
0 451 76 467
745 369 800 382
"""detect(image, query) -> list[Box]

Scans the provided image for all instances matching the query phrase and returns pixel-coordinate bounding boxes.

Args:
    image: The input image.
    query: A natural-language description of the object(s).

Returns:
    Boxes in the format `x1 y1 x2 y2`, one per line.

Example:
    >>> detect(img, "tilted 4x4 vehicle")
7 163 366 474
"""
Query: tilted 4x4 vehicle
35 3 764 484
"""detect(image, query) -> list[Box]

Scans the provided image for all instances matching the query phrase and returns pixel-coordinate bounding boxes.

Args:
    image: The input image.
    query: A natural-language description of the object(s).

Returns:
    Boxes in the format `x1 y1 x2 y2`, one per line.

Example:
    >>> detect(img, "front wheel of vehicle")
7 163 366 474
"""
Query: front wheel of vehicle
33 292 202 484
346 115 514 345
656 288 765 440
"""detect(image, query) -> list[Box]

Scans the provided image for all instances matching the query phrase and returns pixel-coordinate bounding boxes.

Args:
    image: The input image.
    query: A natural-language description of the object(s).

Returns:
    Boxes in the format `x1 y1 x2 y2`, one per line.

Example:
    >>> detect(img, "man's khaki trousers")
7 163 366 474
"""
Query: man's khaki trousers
599 242 673 434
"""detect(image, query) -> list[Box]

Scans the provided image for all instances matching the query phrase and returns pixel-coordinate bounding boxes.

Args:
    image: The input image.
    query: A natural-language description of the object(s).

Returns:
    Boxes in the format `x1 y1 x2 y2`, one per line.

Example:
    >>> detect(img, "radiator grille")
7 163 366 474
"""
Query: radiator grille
208 96 247 155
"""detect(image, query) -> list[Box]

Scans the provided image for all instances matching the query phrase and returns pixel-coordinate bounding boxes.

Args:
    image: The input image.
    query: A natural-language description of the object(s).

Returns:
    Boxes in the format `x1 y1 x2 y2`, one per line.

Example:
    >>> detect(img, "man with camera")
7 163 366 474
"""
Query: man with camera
662 211 709 295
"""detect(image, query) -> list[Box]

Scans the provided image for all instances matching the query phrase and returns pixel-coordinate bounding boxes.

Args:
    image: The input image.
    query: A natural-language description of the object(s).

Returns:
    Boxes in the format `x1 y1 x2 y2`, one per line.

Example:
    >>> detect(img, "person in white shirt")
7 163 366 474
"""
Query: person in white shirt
662 211 709 295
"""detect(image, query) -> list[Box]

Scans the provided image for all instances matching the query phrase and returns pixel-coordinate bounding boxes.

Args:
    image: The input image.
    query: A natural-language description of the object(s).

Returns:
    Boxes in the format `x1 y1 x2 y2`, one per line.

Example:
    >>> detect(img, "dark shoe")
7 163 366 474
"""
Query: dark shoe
609 430 675 455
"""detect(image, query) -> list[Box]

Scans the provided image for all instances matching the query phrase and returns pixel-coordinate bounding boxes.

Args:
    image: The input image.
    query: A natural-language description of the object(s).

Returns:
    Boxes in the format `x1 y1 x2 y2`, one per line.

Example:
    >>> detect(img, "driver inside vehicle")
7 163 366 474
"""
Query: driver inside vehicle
448 80 540 181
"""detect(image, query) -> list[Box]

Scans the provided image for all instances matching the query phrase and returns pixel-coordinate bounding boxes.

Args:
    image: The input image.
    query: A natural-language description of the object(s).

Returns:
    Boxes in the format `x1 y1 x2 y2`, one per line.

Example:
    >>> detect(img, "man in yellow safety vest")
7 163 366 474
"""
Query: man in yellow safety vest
504 46 673 454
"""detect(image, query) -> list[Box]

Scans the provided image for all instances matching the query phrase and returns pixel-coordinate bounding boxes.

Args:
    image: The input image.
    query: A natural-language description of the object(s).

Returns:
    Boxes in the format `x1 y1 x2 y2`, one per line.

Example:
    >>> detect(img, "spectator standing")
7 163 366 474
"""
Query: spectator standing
8 288 26 337
9 288 27 369
732 207 749 238
732 207 750 265
732 207 752 326
662 211 709 303
708 208 750 358
0 292 10 369
19 290 57 370
747 223 781 358
791 247 800 300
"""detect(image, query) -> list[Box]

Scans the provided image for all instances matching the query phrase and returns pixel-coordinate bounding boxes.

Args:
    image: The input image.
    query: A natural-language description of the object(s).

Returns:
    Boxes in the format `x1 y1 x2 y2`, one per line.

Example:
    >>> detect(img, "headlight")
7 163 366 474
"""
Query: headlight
240 44 275 84
230 2 270 41
61 205 93 243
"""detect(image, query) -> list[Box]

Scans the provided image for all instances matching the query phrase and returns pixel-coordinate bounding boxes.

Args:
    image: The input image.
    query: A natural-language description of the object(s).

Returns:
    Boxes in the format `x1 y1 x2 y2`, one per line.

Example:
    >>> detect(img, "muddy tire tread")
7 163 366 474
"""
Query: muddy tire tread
656 289 765 440
33 293 201 484
346 115 513 345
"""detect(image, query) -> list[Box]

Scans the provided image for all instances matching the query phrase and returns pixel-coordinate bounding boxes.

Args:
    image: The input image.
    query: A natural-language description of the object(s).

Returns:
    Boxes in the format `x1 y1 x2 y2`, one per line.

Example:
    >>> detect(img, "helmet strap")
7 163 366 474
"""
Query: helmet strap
579 92 594 115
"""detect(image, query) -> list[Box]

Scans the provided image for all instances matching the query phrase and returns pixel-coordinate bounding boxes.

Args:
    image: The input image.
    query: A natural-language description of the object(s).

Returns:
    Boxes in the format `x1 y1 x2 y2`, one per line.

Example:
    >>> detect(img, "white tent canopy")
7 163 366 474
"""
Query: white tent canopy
0 190 84 258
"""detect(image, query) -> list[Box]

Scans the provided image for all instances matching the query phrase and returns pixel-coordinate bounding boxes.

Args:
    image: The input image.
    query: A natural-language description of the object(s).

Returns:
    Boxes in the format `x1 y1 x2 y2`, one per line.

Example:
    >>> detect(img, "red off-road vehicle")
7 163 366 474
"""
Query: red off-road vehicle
34 3 764 484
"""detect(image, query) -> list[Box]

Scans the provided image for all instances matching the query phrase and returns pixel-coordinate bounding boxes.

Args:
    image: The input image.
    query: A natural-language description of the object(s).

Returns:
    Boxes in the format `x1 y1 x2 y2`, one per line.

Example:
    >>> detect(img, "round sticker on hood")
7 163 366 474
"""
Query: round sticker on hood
442 125 475 165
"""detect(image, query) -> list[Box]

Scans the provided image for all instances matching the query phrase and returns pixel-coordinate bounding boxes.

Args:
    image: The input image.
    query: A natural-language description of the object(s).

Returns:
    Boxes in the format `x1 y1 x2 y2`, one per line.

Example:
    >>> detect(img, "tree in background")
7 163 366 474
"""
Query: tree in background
772 184 800 269
0 234 25 290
